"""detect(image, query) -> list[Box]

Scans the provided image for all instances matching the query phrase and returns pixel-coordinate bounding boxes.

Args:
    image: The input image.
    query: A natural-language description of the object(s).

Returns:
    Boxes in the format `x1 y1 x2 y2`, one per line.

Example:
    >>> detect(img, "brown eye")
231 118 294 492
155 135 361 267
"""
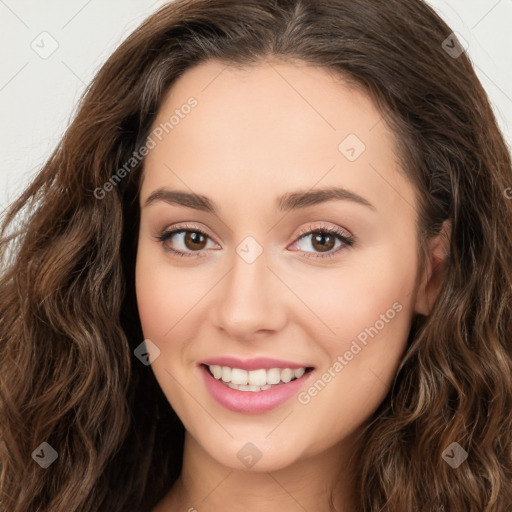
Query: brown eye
157 227 218 258
310 231 337 252
290 225 355 260
183 231 207 250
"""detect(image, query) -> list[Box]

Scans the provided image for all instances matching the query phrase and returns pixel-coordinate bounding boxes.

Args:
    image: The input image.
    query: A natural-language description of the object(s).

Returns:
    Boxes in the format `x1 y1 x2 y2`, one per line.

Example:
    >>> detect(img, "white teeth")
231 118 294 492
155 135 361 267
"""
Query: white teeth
248 369 267 386
266 368 281 385
227 383 272 392
280 368 293 383
211 365 223 379
230 368 248 385
221 366 231 382
208 364 309 388
294 368 305 379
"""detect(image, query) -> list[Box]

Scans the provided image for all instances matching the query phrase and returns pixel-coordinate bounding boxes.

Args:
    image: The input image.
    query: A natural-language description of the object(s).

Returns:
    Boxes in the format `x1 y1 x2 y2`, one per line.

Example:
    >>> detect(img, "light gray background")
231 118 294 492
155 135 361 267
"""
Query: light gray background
1 0 511 214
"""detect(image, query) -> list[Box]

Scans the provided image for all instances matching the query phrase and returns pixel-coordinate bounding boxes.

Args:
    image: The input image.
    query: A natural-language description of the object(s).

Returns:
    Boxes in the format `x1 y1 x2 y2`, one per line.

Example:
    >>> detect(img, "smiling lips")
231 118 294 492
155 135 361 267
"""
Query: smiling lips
201 356 313 390
206 364 308 390
199 356 315 413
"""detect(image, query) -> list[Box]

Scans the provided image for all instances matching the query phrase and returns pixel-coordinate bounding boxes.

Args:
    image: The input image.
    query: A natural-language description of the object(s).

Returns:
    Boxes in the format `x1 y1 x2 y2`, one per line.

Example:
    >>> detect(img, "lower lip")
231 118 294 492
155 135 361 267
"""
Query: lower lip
199 364 314 414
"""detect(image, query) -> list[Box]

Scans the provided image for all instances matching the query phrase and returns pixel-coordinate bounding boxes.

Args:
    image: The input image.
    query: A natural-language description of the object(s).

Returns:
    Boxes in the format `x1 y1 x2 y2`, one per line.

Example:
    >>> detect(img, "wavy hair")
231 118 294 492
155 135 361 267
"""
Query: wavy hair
1 0 511 510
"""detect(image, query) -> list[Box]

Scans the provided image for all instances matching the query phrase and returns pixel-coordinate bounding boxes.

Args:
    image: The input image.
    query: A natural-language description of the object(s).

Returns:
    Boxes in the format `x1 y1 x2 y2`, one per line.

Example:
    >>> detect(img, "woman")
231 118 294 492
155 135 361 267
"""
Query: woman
1 0 511 511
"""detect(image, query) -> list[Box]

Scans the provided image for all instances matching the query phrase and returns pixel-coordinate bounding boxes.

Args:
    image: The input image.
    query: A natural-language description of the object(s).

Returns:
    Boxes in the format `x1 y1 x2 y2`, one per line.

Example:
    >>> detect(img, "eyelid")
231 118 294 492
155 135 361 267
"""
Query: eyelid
293 222 353 240
158 222 218 243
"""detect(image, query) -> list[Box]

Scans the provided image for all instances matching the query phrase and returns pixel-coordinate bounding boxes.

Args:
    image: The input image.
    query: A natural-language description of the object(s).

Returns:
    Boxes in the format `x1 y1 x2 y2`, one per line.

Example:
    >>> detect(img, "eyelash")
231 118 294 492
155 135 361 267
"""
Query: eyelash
155 222 355 260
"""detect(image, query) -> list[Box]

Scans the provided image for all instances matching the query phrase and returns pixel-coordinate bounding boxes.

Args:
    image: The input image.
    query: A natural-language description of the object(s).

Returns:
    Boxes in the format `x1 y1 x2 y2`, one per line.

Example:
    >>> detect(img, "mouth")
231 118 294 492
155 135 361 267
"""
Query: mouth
201 363 315 392
199 362 315 413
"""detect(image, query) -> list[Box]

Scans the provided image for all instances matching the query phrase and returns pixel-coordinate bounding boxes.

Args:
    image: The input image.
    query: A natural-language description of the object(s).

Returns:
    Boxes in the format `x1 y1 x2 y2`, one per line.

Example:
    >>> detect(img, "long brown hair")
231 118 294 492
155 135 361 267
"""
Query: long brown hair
1 1 511 510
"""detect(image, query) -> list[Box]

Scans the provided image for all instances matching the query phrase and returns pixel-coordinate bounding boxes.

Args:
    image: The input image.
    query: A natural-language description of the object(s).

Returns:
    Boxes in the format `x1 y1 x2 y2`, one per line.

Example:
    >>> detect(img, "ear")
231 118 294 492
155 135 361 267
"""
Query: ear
414 219 451 316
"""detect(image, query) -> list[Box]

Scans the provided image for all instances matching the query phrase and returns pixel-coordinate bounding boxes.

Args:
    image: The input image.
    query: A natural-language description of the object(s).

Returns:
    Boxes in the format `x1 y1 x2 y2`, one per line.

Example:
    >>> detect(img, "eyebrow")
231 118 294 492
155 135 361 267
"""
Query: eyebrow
142 186 376 213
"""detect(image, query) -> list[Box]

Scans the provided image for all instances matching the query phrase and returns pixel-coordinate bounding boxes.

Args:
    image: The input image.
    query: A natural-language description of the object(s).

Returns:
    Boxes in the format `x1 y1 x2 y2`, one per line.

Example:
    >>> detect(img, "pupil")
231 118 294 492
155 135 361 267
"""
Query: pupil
313 232 334 252
186 232 205 249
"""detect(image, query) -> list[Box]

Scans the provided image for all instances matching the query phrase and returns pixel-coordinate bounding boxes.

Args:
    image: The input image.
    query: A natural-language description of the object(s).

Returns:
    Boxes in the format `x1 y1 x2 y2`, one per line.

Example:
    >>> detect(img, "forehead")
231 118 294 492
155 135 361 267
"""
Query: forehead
141 58 416 219
150 58 389 153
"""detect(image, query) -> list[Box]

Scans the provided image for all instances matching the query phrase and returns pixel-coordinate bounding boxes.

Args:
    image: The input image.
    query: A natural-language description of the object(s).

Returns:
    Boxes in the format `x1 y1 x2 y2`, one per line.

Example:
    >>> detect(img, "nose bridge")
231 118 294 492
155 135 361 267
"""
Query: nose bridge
212 234 285 339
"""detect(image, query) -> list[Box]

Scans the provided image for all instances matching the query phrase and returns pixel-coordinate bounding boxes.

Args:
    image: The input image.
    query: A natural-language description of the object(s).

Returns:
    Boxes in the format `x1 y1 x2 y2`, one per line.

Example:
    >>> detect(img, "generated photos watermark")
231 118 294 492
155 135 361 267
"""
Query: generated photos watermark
134 338 161 366
442 442 468 469
94 97 198 200
297 301 403 405
32 442 58 468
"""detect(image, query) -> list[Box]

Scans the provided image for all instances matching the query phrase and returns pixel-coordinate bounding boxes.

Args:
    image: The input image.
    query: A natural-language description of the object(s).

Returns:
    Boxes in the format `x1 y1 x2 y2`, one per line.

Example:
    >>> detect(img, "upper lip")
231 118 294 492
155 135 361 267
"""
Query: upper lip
200 356 314 371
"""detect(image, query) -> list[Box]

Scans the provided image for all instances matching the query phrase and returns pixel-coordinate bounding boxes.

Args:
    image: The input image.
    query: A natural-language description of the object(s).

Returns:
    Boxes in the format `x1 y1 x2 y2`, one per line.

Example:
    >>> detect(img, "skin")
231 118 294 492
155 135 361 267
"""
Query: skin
135 58 449 512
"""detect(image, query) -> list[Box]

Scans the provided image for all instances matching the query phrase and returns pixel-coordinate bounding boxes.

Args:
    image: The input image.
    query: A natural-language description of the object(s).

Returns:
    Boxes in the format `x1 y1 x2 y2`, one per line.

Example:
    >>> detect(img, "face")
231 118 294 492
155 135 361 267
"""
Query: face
135 59 424 472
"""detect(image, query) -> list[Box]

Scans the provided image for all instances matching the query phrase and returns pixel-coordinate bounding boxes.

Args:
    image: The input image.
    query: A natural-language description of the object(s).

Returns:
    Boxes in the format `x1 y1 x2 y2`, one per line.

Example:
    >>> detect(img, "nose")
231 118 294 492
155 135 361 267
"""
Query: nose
211 242 288 341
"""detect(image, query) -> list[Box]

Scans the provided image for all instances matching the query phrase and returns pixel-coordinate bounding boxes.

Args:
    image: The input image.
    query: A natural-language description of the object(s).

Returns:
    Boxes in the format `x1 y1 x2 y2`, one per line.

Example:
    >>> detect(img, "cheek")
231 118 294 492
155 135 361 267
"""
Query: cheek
135 247 168 339
135 242 198 339
134 246 195 410
292 269 415 452
291 241 418 348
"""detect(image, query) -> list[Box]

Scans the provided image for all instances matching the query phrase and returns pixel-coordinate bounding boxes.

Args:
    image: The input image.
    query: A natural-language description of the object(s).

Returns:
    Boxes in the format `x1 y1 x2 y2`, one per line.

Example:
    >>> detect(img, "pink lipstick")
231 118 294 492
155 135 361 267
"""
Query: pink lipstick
199 359 315 414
